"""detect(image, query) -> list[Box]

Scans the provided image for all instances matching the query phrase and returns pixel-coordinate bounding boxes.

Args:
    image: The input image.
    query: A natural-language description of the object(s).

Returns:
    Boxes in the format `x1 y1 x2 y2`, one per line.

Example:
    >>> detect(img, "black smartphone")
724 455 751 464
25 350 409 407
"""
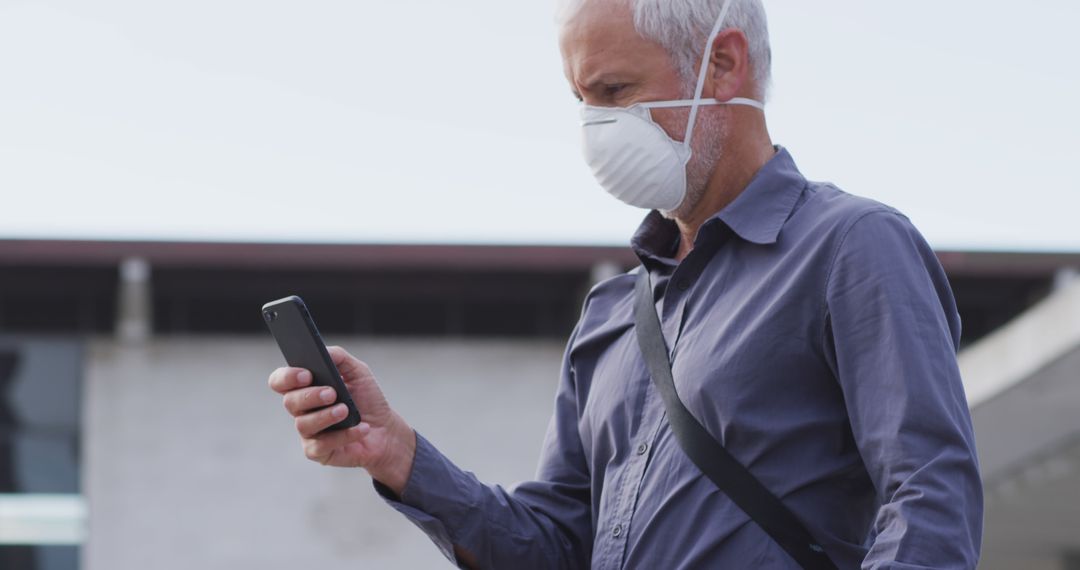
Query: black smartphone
261 295 361 432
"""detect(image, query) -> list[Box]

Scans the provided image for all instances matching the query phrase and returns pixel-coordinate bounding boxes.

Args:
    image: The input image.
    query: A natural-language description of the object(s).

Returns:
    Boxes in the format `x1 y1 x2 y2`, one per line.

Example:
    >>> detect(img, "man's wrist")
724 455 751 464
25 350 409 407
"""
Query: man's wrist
369 414 417 497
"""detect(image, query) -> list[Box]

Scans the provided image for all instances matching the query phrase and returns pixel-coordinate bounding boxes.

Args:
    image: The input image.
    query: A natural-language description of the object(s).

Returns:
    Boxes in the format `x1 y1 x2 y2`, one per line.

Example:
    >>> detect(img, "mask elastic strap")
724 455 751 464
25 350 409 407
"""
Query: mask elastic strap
684 0 736 149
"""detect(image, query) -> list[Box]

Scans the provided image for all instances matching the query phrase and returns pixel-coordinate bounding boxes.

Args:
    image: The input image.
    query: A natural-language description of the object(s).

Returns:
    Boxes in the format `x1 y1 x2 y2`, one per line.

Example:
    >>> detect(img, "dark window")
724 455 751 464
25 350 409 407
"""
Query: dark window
950 275 1054 347
151 267 591 338
0 266 117 334
0 336 83 568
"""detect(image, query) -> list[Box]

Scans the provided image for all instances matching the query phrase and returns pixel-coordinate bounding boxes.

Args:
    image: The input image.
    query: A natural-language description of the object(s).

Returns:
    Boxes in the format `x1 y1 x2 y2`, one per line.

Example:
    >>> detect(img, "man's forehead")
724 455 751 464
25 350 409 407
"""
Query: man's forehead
559 0 628 28
561 0 635 49
559 0 655 81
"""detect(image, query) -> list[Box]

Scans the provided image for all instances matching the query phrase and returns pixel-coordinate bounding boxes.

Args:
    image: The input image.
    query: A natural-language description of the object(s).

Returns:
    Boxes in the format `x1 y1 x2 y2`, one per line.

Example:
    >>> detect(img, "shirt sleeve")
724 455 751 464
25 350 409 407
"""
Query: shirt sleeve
373 322 593 569
823 209 983 569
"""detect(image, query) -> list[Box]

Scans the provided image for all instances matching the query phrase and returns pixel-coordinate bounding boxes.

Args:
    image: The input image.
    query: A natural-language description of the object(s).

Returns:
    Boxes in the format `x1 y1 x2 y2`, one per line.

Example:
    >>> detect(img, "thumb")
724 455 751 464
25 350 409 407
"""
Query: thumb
324 346 393 423
326 345 374 383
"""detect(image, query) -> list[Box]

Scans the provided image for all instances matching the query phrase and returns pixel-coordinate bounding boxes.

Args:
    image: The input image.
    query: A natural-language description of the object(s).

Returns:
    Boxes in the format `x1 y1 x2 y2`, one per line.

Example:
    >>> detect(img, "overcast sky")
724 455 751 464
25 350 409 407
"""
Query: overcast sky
1 0 1077 251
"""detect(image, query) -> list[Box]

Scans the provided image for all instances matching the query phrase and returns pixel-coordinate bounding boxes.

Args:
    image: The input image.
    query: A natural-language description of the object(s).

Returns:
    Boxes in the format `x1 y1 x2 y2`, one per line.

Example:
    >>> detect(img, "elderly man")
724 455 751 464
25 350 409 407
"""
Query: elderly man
267 0 983 567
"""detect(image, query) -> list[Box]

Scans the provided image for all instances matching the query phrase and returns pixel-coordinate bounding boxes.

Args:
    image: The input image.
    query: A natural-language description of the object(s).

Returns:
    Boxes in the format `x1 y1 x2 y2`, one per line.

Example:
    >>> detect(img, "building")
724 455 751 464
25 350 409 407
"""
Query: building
1 239 1078 569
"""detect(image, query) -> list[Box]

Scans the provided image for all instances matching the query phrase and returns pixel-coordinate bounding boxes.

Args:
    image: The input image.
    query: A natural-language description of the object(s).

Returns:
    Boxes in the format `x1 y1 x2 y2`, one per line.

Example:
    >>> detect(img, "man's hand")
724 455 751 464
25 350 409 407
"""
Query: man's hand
267 346 417 495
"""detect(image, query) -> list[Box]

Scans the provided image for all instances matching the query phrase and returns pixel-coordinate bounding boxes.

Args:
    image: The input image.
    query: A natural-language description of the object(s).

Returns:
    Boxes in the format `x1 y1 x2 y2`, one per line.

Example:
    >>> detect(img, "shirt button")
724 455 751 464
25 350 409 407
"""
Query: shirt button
612 524 623 538
636 443 649 455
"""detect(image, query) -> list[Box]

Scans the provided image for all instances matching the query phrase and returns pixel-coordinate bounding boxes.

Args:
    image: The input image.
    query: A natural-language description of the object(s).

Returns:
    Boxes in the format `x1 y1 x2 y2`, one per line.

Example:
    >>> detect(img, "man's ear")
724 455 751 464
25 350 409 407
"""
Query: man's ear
702 29 751 101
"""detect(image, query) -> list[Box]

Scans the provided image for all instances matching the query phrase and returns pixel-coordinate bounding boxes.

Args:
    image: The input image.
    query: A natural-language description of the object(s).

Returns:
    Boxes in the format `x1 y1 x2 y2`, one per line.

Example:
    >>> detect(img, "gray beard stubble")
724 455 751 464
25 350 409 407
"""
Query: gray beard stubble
660 106 727 221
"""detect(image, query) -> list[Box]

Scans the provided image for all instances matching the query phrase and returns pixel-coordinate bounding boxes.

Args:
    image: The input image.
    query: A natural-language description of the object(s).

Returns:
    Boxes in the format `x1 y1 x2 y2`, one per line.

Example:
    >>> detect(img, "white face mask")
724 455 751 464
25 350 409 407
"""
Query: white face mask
578 0 764 212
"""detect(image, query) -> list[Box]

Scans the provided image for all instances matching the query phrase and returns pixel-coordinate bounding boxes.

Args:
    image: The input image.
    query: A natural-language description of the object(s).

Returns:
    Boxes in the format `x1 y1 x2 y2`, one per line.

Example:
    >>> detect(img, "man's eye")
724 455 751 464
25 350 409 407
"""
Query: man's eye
604 84 628 97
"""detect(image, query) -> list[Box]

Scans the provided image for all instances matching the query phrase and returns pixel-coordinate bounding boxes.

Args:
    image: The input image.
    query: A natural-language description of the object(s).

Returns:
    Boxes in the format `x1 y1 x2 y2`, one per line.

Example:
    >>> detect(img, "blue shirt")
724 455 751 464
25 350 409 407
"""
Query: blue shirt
376 147 983 569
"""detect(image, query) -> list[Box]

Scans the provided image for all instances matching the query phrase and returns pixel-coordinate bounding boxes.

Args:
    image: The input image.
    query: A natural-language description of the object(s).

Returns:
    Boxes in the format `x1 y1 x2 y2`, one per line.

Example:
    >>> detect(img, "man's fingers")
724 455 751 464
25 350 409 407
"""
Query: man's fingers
295 403 350 438
282 386 338 416
302 425 366 463
267 367 313 394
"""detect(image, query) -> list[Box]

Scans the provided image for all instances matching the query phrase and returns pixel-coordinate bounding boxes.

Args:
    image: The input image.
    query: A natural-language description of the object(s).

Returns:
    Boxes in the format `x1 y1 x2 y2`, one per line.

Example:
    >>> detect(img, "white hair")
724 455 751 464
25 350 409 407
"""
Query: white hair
558 0 773 100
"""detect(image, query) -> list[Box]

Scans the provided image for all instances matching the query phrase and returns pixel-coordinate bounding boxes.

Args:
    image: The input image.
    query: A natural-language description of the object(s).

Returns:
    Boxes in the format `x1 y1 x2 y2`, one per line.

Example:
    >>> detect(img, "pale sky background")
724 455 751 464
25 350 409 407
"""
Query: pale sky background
1 0 1077 251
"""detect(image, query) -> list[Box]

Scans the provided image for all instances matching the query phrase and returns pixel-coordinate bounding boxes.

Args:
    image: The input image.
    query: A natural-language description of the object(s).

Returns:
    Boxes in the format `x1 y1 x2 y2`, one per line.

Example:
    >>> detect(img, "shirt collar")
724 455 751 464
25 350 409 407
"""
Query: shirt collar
631 146 807 262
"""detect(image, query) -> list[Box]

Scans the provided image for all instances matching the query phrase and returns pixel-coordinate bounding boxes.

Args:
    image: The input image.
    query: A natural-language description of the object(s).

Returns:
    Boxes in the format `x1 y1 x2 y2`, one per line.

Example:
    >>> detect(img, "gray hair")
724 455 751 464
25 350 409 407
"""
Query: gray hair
558 0 773 100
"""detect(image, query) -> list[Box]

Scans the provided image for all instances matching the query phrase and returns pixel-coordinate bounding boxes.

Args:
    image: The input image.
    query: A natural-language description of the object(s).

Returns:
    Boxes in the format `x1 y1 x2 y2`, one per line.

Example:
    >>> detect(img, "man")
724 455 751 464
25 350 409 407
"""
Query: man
267 0 983 567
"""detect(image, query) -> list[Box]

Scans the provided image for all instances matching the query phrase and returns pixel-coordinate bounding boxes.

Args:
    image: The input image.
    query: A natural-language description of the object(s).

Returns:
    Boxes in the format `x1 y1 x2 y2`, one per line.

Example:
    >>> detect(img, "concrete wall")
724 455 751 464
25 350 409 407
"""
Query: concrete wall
82 335 566 570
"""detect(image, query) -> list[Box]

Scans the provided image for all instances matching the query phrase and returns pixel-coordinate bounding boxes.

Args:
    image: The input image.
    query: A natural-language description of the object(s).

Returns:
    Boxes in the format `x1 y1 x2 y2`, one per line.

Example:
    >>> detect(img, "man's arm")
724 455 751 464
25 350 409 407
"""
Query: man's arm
268 325 593 569
823 209 983 569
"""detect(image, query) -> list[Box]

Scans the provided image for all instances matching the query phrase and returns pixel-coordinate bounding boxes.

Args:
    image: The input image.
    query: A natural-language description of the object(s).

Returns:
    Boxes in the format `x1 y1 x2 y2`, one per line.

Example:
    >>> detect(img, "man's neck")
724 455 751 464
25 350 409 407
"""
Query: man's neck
673 140 776 261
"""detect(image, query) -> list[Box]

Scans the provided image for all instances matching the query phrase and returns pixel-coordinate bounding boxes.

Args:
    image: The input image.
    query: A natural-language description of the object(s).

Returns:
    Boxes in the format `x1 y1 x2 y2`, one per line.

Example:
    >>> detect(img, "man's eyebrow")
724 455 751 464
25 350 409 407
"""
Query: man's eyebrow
579 73 630 95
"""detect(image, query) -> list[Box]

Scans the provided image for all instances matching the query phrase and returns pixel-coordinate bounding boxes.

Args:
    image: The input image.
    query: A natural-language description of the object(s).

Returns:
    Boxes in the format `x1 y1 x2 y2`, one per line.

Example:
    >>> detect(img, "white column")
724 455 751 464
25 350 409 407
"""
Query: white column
1055 267 1079 291
590 261 623 286
115 257 152 343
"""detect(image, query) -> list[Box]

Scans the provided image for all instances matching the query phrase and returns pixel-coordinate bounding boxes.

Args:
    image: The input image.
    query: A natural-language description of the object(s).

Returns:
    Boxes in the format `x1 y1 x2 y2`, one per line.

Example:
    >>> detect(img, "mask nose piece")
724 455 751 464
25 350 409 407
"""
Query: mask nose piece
581 117 618 127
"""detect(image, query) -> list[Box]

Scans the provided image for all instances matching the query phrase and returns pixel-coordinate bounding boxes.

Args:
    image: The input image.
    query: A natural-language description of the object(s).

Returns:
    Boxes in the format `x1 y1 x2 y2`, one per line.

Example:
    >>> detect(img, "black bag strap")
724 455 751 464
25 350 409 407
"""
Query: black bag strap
633 266 837 570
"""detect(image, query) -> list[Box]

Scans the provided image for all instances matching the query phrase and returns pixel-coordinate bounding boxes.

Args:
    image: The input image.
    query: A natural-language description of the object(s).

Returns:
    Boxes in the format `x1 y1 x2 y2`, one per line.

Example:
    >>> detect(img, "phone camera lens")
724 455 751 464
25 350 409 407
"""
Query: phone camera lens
264 310 278 323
